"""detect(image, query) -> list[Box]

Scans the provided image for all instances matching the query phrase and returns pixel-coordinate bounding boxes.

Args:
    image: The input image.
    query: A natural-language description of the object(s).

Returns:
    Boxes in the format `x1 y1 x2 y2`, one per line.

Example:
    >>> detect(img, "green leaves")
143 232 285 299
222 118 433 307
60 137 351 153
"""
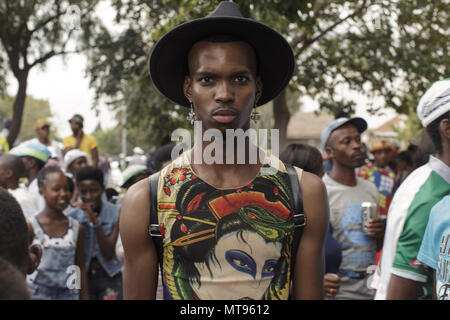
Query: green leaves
85 0 449 149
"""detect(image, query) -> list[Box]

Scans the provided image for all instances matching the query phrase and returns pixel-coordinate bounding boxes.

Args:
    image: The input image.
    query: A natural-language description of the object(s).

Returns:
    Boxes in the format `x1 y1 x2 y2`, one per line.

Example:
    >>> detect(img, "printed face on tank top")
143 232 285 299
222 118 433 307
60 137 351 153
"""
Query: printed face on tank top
157 152 298 300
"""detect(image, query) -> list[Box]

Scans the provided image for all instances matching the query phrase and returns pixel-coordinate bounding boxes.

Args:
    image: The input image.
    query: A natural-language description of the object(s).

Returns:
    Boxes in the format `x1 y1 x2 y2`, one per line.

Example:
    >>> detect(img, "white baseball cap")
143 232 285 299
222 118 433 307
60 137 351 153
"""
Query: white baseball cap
417 79 450 127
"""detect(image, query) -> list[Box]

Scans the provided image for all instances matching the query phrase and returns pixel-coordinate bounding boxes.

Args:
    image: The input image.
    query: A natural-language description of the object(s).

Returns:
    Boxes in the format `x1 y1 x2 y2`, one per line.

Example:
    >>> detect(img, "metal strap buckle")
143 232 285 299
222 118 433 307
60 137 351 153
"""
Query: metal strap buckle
293 213 306 228
149 224 162 237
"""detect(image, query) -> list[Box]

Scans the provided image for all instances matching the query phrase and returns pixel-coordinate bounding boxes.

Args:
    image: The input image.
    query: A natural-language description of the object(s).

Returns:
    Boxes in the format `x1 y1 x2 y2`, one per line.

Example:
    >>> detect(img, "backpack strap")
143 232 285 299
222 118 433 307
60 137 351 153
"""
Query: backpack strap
285 164 306 277
148 171 163 273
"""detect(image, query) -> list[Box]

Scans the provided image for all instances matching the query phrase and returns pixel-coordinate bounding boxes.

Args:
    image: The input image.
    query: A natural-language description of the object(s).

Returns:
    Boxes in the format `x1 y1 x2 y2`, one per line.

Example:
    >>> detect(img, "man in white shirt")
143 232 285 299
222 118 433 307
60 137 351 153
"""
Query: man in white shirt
21 119 65 166
9 142 51 219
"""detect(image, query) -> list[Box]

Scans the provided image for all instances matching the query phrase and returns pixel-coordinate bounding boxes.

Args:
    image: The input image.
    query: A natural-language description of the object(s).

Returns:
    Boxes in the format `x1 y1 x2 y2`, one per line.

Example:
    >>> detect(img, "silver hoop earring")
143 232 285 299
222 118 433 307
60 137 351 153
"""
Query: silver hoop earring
187 102 197 125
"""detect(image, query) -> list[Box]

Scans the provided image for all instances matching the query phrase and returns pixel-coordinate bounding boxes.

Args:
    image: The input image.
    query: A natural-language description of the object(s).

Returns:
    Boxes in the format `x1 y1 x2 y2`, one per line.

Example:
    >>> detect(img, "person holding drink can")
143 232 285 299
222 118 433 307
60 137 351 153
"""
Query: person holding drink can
321 117 385 299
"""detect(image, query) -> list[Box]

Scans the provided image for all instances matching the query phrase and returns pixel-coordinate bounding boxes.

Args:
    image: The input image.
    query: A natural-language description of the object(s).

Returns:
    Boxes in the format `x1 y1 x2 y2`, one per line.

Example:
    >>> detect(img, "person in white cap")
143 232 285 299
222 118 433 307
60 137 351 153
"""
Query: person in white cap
64 149 90 178
64 149 89 206
374 79 450 300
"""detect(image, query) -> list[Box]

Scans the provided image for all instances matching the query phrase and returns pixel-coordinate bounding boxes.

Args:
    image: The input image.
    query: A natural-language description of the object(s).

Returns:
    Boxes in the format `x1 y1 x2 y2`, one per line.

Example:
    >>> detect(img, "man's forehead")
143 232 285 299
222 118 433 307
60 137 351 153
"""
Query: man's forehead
187 40 258 73
329 123 360 140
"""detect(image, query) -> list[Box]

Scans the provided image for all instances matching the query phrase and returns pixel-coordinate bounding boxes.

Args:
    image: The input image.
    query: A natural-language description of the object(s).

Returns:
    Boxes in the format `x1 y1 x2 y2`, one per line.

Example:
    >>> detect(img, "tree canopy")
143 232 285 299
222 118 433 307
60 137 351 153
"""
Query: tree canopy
85 0 449 149
0 94 53 144
0 0 104 146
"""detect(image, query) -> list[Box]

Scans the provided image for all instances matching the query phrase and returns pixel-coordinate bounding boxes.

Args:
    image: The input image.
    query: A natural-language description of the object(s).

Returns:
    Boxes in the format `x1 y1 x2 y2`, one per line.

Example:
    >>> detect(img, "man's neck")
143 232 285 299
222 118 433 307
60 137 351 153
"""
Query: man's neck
38 137 50 145
328 162 357 186
435 146 450 167
27 170 39 187
189 135 264 189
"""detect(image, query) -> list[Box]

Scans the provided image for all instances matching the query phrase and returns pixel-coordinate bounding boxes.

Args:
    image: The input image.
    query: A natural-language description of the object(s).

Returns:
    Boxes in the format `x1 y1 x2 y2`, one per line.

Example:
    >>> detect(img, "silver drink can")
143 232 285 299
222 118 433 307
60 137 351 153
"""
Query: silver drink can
361 202 377 234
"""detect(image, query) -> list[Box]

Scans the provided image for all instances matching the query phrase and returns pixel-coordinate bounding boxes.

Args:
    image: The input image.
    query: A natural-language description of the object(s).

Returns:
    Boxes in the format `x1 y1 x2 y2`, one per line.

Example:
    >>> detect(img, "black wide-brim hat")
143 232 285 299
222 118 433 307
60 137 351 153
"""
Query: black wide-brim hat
149 1 295 108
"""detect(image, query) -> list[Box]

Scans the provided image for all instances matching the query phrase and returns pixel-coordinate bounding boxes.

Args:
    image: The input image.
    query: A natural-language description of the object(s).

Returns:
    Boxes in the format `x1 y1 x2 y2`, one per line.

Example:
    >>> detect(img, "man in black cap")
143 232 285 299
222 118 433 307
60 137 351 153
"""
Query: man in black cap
120 1 329 300
63 114 99 167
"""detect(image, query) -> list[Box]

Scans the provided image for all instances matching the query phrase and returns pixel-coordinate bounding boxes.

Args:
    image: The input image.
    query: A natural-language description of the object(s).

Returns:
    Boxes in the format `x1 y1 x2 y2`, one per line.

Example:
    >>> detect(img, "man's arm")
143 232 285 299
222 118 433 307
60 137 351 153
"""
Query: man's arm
75 224 89 300
120 178 159 299
292 171 329 300
91 147 99 167
386 274 424 300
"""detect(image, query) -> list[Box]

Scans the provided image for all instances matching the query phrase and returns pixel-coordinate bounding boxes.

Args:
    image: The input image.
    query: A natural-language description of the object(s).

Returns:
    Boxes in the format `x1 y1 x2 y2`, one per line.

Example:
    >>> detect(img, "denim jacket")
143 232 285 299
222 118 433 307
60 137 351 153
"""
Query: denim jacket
66 199 122 277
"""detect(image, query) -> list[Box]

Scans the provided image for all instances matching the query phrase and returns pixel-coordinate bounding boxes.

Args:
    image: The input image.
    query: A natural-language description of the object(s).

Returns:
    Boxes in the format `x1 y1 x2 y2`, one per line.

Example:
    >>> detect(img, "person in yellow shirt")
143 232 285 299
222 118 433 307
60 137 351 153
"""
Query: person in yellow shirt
63 114 99 167
0 136 9 155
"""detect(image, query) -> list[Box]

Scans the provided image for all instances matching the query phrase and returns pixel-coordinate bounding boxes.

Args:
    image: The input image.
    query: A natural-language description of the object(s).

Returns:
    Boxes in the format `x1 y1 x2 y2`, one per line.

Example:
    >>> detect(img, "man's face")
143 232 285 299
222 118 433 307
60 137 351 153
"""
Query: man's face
0 163 11 188
372 148 392 168
70 120 81 133
184 41 262 132
78 180 103 211
326 123 365 168
68 157 88 175
35 125 50 140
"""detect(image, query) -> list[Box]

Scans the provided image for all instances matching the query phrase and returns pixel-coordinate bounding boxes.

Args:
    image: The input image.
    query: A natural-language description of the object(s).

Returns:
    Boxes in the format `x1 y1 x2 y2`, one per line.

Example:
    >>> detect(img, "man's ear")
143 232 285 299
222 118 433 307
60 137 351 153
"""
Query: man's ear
183 75 193 103
27 243 42 275
325 145 334 159
440 118 450 140
4 168 13 179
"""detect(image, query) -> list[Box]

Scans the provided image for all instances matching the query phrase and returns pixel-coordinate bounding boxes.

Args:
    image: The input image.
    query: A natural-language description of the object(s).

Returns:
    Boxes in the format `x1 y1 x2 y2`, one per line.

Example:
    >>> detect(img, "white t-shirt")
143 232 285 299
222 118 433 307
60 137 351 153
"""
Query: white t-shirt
9 179 45 219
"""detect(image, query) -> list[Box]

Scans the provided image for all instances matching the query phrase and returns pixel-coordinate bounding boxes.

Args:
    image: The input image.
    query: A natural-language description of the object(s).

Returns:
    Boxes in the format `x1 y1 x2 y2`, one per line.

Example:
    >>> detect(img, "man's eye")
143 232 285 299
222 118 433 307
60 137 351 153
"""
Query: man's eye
199 77 212 84
234 76 248 83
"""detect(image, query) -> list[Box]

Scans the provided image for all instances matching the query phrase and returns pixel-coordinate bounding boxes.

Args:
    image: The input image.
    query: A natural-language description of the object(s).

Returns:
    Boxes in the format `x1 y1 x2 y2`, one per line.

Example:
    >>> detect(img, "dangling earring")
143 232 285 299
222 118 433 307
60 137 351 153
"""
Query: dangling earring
187 102 196 125
250 105 261 122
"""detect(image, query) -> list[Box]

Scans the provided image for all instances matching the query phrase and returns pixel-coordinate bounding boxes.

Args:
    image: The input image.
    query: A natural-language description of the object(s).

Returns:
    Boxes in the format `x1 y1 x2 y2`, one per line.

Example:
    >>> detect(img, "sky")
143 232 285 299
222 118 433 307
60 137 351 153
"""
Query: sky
5 2 398 142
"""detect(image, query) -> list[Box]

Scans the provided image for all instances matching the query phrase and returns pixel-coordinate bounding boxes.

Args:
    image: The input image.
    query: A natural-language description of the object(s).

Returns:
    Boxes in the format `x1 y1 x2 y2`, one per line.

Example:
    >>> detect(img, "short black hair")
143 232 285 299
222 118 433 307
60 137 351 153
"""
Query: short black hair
280 143 324 176
37 165 64 189
75 166 104 186
0 257 30 300
0 188 29 272
0 154 26 178
396 150 413 167
426 112 449 155
152 144 176 172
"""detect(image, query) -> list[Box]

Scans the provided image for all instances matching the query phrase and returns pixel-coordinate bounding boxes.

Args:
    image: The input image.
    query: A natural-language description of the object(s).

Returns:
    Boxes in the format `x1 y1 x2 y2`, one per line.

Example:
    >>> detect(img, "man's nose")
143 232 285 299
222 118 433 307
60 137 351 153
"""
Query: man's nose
215 80 234 103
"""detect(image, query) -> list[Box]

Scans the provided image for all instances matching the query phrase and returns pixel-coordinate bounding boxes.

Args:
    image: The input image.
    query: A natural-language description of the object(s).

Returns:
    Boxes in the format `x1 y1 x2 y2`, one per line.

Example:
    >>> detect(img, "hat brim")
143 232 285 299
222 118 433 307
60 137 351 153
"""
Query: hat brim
149 16 294 107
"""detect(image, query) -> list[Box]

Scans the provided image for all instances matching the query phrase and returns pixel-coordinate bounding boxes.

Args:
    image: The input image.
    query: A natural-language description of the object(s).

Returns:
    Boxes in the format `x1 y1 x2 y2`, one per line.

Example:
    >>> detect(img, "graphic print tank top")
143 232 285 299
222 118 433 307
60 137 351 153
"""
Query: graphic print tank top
155 151 302 300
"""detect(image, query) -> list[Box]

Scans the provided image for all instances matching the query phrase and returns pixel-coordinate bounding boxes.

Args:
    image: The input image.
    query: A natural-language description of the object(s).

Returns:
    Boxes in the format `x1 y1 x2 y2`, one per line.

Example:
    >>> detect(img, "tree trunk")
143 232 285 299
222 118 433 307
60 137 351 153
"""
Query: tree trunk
272 89 290 152
7 72 28 147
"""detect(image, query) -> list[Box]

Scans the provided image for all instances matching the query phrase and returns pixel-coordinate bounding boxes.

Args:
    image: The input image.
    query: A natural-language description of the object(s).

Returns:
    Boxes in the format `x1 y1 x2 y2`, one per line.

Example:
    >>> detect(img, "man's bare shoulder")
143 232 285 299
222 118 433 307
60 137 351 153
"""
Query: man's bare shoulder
121 177 150 220
123 177 150 204
300 171 326 196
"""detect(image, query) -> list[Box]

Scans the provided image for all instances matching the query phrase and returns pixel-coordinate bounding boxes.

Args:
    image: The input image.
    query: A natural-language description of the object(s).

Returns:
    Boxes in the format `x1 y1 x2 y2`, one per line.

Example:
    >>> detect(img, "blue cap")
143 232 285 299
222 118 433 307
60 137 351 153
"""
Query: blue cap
320 117 368 151
10 142 51 163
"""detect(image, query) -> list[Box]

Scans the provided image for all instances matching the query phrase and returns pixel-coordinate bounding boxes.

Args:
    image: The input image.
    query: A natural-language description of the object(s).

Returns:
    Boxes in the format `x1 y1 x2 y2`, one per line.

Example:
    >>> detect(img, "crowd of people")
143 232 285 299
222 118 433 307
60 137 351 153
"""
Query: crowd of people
0 1 448 301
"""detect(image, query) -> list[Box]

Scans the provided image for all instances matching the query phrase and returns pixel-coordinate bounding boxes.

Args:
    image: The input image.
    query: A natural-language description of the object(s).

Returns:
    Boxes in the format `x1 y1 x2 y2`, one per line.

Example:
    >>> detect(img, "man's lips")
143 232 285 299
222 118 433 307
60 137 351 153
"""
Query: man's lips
212 114 236 123
212 108 237 124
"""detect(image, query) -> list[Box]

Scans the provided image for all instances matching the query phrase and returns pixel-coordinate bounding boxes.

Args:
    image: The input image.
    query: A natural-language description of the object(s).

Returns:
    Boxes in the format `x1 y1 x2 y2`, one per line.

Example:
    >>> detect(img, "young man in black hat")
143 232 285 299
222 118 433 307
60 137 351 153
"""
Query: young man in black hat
120 1 329 300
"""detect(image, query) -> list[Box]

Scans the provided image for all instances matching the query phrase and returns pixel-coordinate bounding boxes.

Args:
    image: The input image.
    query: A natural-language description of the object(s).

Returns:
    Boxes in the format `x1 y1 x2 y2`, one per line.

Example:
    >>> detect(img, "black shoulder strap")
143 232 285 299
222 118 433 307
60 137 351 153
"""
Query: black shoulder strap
148 171 163 272
285 164 306 276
